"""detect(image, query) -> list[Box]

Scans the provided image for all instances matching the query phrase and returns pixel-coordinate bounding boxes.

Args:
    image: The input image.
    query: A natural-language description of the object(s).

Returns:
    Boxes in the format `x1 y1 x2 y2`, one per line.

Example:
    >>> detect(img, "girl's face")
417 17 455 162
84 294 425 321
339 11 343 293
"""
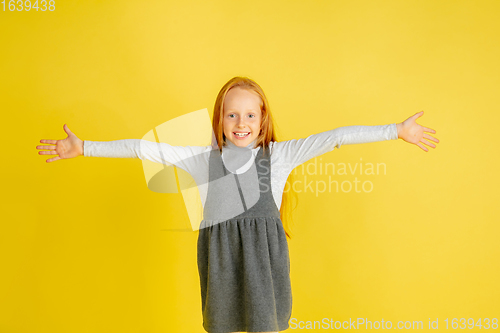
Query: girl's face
222 87 263 147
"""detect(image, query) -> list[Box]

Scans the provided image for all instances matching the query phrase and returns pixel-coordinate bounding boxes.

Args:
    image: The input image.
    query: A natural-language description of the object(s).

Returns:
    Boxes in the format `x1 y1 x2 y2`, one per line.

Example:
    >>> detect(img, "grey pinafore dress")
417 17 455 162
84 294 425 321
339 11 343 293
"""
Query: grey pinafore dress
197 144 292 333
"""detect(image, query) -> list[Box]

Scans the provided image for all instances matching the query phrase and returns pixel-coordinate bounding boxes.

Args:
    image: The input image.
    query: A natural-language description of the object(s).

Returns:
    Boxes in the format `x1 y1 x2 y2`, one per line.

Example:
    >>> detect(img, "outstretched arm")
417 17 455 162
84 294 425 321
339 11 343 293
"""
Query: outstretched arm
272 110 439 172
395 111 439 152
36 124 210 176
272 122 399 171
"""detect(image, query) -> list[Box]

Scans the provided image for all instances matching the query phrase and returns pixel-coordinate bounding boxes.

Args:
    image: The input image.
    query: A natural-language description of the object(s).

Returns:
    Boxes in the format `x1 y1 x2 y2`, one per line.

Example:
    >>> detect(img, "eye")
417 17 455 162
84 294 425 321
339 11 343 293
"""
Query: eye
248 114 255 118
228 114 236 118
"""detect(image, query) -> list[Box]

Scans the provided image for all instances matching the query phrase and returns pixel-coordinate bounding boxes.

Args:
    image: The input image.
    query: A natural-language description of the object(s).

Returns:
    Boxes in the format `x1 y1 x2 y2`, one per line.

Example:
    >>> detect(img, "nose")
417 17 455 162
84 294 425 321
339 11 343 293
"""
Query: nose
237 117 246 127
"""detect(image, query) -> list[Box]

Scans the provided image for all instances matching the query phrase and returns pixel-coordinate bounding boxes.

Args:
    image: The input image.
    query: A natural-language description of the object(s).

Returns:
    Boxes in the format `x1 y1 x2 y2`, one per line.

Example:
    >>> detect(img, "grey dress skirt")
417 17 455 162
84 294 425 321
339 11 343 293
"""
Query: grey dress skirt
197 145 292 333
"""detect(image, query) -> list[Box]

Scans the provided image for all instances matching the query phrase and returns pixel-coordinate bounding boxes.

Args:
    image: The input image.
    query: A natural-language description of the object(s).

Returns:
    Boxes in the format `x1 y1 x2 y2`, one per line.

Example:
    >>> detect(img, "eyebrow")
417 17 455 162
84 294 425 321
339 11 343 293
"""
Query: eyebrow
225 109 259 113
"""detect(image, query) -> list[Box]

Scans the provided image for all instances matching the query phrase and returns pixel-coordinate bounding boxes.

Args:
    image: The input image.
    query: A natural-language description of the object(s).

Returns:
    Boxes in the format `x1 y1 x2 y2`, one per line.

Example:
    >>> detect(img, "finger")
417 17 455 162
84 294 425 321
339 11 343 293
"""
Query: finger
47 156 61 163
36 145 56 150
40 139 57 144
416 142 428 152
39 150 58 155
423 133 439 143
421 138 436 148
423 126 436 134
413 111 424 119
64 124 73 136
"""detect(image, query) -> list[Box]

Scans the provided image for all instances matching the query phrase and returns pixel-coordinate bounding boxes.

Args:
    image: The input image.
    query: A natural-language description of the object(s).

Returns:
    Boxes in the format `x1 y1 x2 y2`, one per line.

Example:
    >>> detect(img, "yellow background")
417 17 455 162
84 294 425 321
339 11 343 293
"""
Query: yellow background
1 0 499 332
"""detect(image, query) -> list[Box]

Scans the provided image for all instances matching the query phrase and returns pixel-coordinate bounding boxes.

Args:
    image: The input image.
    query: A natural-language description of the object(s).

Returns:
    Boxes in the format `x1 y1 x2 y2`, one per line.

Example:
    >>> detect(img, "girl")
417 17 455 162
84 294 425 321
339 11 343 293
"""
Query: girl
37 76 439 333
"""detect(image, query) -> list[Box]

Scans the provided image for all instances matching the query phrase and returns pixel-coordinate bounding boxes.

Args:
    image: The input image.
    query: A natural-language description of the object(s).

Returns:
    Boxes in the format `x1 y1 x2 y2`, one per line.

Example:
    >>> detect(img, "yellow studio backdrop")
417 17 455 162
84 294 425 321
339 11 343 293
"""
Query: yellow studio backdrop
1 0 499 332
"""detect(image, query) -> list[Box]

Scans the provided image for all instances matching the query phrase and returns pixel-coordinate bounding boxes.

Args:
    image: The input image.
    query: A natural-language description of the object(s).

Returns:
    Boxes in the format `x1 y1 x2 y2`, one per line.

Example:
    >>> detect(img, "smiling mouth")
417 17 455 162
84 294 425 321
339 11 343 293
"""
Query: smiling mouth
233 132 250 138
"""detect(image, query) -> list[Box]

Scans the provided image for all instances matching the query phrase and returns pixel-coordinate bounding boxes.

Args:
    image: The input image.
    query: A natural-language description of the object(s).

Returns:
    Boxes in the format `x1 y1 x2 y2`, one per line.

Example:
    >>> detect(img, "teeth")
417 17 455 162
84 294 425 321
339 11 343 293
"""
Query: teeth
234 132 250 137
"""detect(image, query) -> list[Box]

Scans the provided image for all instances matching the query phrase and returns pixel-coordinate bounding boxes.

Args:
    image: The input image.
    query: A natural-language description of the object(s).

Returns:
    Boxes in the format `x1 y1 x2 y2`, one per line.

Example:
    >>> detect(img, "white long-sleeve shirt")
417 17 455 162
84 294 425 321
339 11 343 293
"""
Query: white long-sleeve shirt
83 123 398 209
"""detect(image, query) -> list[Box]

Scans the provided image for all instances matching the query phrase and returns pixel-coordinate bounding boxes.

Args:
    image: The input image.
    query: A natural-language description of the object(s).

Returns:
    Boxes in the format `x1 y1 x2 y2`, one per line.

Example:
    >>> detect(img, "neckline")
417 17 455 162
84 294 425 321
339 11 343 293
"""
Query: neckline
224 138 258 150
221 145 263 175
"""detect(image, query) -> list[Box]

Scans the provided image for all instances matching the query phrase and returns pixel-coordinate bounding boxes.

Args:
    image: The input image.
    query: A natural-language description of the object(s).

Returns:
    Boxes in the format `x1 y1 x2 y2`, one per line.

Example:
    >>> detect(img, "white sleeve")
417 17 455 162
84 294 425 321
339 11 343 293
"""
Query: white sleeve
272 123 398 170
83 139 210 174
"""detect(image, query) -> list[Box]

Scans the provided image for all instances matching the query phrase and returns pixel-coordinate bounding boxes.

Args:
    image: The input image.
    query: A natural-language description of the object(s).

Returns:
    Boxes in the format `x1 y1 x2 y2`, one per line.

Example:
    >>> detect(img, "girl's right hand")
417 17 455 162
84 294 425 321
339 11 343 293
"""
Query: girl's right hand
37 124 84 163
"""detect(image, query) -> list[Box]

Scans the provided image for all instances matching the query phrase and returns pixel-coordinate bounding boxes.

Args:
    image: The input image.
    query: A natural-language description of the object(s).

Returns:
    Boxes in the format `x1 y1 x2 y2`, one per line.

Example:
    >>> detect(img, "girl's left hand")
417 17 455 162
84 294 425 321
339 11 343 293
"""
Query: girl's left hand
396 111 439 152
